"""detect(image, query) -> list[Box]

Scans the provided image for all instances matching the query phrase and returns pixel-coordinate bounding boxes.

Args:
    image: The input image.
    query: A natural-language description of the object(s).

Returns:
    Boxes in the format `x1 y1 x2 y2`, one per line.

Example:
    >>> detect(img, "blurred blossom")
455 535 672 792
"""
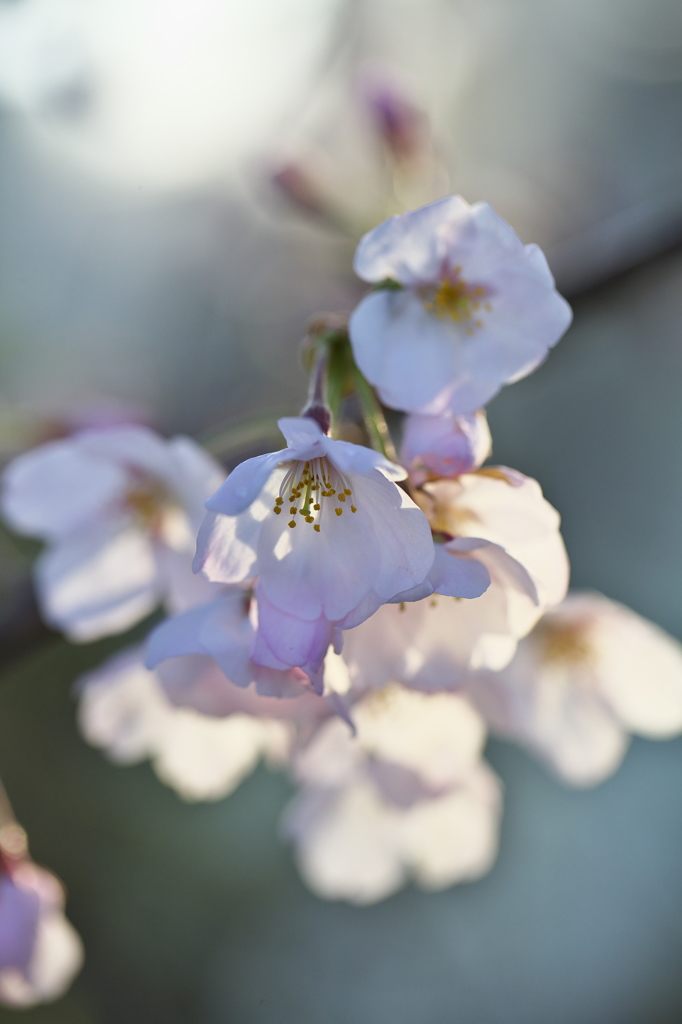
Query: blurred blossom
1 425 224 640
193 416 435 690
349 196 573 416
400 409 492 485
284 685 502 903
76 645 320 801
0 820 82 1008
468 592 682 787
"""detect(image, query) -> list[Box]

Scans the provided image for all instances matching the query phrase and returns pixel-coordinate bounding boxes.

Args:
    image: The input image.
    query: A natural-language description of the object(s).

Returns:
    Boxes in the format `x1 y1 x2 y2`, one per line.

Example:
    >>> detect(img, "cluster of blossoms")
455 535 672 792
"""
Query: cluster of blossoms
3 194 682 998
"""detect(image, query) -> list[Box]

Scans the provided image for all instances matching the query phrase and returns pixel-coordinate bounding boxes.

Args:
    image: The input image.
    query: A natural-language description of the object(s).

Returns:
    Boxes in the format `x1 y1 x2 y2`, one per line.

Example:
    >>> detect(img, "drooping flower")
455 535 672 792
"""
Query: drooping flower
467 592 682 787
193 416 450 687
283 684 502 904
77 645 326 802
1 425 224 640
340 466 569 693
400 409 491 485
0 828 83 1008
348 195 572 416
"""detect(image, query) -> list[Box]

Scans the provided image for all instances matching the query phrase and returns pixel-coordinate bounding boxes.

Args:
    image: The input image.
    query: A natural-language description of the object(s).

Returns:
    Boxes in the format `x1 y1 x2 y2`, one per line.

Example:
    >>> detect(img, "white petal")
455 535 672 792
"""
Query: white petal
349 291 461 414
277 416 327 453
76 647 171 763
353 196 470 284
353 686 486 787
1 440 128 539
36 523 160 641
153 713 287 802
283 781 405 904
22 912 83 1006
400 762 502 888
205 450 288 516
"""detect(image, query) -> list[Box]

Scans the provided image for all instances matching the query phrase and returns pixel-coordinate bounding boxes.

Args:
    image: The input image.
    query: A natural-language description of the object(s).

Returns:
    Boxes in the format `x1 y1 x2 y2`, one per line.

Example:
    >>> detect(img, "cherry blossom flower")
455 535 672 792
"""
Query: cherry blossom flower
283 684 502 904
341 466 569 693
348 195 572 416
467 592 682 787
400 409 491 485
77 645 326 801
0 843 83 1008
1 425 224 640
193 416 446 687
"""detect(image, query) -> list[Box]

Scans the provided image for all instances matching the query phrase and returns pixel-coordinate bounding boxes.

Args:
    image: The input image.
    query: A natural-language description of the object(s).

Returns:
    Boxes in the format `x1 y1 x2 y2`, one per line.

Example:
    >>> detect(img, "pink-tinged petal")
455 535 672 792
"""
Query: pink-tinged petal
428 541 491 599
36 523 160 641
254 589 334 680
349 291 460 414
205 449 288 516
1 441 128 539
401 410 491 483
353 196 470 285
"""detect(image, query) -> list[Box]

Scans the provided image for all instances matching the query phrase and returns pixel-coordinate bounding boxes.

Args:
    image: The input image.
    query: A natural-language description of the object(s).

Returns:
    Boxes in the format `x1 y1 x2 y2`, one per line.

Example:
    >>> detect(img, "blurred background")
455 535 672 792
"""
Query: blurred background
1 0 682 1020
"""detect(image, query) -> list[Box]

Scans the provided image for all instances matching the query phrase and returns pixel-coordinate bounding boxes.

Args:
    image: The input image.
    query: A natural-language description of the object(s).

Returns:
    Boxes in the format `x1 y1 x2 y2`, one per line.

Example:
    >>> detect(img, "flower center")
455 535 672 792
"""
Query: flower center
539 620 595 668
124 482 169 532
271 457 357 532
422 267 490 335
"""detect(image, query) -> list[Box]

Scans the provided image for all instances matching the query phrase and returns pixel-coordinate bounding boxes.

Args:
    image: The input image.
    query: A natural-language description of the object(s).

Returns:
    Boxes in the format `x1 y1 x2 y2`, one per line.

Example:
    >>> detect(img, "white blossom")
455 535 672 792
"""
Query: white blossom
1 425 224 641
283 685 502 903
349 195 572 416
77 645 326 801
468 592 682 786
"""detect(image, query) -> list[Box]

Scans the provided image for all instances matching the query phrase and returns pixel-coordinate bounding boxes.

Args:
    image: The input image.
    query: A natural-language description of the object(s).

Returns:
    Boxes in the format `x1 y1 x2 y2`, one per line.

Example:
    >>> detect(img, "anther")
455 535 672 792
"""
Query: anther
313 503 320 510
273 506 281 515
338 493 346 502
350 506 357 513
290 507 297 514
288 520 297 528
344 488 352 495
335 507 343 516
313 524 321 532
275 497 283 505
305 516 314 523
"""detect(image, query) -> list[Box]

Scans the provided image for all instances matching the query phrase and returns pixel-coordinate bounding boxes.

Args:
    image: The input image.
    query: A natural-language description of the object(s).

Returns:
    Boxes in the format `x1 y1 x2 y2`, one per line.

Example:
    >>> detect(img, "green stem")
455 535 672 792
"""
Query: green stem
353 367 398 463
